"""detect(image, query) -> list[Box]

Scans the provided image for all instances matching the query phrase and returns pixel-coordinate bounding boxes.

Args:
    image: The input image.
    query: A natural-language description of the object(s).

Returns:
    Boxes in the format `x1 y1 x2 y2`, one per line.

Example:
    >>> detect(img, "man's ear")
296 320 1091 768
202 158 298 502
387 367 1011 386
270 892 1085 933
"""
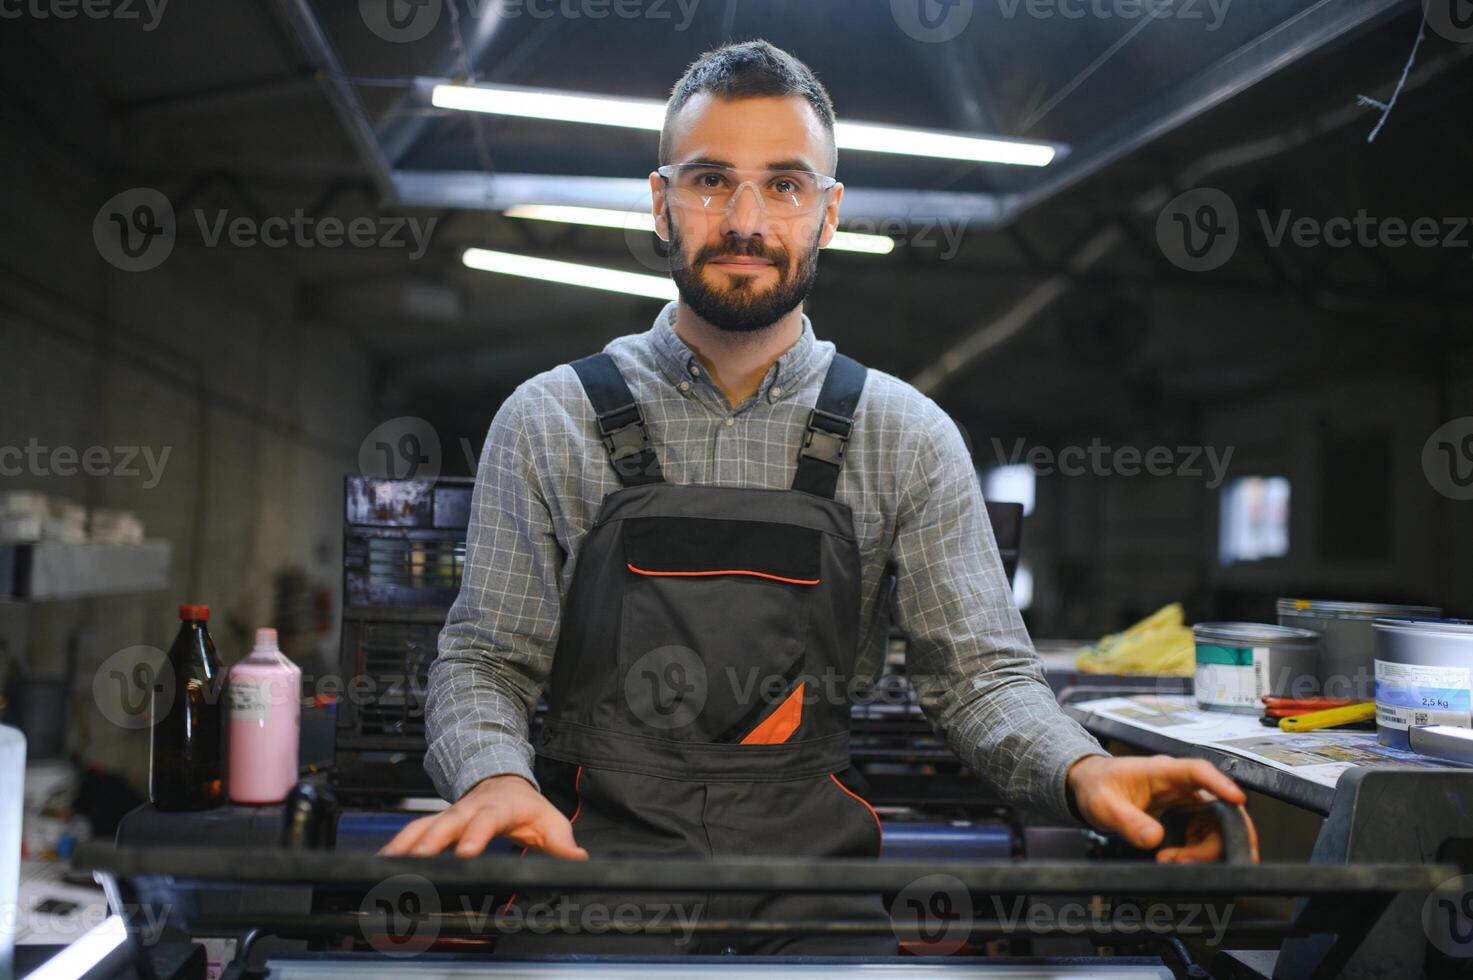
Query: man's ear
649 172 670 242
816 181 844 248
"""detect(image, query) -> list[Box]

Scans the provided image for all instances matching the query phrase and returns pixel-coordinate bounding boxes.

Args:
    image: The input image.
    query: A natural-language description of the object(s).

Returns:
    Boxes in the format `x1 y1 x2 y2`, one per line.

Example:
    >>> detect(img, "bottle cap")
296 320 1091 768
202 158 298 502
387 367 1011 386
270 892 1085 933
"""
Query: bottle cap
252 627 279 653
179 604 210 621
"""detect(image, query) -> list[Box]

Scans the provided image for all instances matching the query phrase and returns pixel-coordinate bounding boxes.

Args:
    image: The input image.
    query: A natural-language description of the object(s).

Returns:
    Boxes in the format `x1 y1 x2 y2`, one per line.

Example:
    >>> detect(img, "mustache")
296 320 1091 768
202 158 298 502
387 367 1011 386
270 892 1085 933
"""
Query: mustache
697 239 787 265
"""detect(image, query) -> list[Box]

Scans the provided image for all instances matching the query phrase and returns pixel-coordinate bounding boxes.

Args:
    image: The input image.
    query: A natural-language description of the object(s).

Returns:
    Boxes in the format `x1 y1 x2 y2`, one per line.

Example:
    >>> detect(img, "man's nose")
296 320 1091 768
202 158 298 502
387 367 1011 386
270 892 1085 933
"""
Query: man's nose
721 182 767 238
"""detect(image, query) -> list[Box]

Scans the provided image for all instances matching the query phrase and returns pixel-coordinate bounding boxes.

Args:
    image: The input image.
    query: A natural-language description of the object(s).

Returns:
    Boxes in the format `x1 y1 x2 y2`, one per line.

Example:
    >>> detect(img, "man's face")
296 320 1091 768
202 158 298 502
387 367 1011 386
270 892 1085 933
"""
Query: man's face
651 93 843 333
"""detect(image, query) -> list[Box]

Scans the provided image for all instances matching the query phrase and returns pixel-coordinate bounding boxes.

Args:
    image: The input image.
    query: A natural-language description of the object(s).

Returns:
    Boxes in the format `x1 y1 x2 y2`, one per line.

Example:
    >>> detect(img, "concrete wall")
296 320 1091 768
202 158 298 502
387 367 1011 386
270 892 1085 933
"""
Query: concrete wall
0 53 374 790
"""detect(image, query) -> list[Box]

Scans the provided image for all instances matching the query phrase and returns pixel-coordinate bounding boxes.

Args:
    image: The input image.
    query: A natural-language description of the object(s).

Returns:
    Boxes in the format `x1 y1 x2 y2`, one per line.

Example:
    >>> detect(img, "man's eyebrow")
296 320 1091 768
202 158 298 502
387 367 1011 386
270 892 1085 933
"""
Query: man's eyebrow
767 158 820 172
674 156 823 172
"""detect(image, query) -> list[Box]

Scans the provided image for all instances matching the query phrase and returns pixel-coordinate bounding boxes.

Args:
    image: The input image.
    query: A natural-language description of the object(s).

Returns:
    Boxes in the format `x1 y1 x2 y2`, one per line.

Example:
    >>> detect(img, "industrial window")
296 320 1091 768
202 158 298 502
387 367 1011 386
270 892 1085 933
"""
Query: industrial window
1218 476 1291 565
983 463 1036 516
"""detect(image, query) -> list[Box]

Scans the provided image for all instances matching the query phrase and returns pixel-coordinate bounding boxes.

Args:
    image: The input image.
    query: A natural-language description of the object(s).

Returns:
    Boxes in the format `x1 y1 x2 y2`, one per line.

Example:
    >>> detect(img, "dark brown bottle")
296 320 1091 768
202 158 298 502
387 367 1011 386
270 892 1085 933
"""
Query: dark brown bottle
149 604 224 810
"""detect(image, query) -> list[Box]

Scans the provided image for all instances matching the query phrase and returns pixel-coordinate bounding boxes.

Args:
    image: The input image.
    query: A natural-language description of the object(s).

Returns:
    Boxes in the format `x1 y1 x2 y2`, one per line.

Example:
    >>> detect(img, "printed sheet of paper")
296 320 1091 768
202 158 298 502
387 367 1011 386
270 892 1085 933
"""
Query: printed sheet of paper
1073 694 1447 788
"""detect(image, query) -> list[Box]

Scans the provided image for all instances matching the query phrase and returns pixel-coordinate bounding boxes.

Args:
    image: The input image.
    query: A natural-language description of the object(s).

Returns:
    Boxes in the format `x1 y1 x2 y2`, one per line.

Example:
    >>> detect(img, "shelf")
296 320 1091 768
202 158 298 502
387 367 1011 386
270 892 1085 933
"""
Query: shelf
0 541 172 600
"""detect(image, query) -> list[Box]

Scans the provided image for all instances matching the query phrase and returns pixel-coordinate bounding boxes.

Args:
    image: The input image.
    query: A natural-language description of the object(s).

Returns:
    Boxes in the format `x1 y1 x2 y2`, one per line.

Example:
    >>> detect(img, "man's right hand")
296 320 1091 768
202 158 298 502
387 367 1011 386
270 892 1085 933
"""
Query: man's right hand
378 774 589 859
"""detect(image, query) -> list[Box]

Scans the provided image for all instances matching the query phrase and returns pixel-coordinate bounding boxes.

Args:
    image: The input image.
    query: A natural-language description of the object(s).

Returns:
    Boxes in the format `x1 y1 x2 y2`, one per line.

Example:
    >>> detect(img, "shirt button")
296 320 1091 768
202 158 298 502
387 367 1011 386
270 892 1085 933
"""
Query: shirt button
689 364 700 377
770 386 783 399
724 417 735 427
678 380 691 392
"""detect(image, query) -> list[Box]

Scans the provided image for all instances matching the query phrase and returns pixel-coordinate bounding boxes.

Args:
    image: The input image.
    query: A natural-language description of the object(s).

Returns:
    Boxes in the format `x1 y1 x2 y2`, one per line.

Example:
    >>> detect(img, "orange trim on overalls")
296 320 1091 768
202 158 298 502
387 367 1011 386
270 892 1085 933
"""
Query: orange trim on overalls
829 773 884 855
499 766 585 916
626 563 819 586
739 682 806 745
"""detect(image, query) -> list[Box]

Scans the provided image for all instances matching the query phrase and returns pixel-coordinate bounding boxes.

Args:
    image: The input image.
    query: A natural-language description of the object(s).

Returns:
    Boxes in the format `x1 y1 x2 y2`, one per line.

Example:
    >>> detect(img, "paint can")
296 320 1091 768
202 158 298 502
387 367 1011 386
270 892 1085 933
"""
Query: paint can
1277 599 1442 701
1193 622 1321 714
1373 618 1473 749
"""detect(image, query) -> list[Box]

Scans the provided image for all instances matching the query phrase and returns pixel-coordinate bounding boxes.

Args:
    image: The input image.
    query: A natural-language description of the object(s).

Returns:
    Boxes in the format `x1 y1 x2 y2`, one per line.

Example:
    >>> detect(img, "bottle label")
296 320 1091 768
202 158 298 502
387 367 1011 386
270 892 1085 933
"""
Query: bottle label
228 681 273 721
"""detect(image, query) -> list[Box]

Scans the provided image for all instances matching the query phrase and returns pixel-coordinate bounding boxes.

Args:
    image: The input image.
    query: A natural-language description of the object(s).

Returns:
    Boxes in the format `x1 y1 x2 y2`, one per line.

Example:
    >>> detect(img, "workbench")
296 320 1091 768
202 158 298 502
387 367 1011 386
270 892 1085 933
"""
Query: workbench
1064 692 1473 978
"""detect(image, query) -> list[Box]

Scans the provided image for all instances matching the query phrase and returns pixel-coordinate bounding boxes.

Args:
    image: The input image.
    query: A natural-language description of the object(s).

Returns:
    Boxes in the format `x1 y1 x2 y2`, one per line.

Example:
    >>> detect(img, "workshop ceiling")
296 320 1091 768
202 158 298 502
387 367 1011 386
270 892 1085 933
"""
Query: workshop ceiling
7 0 1471 442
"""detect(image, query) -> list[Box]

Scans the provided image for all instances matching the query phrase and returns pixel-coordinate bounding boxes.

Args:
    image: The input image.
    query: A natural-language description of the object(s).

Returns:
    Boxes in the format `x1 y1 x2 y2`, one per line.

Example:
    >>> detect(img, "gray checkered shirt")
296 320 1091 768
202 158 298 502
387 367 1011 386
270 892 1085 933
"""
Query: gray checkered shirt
425 300 1105 822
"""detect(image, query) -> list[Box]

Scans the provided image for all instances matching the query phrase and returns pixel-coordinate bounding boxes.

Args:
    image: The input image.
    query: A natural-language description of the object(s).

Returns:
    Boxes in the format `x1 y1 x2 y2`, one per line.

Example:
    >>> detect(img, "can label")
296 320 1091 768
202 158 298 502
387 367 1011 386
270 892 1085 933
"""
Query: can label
1196 644 1265 710
1375 659 1472 731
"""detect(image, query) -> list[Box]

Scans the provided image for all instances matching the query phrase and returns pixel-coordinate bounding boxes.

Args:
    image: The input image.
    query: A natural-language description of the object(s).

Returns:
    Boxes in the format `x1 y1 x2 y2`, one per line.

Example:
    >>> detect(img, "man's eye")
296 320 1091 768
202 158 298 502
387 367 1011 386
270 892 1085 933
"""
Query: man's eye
693 172 727 189
772 178 798 195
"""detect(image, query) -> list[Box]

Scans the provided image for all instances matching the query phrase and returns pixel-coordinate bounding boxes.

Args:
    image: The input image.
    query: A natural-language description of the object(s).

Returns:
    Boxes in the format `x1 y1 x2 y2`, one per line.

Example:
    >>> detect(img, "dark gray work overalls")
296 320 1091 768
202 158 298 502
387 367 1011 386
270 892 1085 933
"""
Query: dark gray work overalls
496 350 893 957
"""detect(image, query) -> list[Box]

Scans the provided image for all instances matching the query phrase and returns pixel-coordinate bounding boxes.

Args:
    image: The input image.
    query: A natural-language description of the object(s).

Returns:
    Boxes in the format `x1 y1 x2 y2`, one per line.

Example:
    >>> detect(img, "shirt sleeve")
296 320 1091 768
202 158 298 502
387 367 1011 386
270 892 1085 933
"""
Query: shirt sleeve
891 401 1107 823
424 385 563 801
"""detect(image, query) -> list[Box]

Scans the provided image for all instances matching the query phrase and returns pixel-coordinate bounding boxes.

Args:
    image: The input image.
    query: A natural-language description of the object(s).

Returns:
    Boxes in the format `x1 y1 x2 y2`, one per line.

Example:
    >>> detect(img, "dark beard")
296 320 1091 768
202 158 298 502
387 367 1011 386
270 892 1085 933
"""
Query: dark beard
667 210 821 334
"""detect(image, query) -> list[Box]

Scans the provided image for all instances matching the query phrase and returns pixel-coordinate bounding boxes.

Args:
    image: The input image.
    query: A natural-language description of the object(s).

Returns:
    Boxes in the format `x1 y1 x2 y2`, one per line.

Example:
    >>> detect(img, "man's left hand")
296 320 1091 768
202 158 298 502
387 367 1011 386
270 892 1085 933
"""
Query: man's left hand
1065 754 1258 863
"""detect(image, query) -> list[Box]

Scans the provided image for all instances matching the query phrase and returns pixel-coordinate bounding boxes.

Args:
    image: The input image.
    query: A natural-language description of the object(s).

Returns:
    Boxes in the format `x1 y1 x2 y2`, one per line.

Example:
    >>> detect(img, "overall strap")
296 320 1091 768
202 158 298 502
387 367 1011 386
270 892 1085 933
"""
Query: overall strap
792 352 867 499
570 353 665 487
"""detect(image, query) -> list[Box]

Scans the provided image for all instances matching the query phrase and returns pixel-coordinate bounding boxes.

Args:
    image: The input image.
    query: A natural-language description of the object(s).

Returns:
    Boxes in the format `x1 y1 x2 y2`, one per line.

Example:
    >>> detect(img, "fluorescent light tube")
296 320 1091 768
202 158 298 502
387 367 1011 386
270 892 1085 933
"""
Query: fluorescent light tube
462 248 678 300
432 84 1056 167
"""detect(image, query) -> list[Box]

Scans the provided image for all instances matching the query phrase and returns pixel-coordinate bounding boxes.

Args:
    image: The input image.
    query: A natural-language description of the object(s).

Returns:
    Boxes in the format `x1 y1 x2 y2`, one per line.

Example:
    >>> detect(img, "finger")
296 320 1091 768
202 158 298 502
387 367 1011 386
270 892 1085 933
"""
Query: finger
1154 759 1245 805
455 809 508 858
408 808 477 857
379 816 433 856
506 812 588 860
1168 818 1225 864
1095 788 1165 851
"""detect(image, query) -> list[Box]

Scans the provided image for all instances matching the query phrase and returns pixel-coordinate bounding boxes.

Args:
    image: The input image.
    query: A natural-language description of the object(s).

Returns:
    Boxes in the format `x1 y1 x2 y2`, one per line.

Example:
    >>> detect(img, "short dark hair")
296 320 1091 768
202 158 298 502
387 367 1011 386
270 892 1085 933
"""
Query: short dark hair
660 40 837 172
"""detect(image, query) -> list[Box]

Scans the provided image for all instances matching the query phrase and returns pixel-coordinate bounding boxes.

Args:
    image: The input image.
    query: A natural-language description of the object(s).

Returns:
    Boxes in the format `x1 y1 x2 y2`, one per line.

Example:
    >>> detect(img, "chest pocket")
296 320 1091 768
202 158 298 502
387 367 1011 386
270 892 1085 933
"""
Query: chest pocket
610 515 820 743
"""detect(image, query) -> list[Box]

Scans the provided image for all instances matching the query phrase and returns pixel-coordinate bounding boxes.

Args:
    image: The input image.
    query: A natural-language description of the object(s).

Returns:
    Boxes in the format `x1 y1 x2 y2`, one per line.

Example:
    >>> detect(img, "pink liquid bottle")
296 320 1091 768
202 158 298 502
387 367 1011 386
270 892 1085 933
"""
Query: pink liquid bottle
226 628 302 805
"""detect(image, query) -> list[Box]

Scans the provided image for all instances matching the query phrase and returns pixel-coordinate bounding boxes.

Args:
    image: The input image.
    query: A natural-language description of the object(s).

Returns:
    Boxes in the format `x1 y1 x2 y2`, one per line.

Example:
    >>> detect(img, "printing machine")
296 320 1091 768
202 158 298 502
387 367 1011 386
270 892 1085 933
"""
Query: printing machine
41 478 1473 977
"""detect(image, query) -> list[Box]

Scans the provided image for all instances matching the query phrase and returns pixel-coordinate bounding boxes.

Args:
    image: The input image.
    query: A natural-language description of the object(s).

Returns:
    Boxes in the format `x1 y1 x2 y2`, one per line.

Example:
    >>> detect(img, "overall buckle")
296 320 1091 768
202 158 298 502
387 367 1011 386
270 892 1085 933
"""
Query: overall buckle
800 408 851 467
